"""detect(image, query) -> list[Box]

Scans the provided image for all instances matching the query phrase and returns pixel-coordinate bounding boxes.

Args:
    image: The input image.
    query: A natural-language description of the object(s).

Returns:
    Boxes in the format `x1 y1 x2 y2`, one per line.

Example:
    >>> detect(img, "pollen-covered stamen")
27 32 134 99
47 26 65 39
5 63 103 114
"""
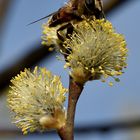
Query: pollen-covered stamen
7 67 67 134
62 19 128 84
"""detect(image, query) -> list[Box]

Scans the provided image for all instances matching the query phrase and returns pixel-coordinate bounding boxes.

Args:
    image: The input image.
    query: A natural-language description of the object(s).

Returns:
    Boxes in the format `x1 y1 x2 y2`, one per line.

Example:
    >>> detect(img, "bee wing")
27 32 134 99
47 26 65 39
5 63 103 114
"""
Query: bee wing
67 0 78 6
27 11 57 26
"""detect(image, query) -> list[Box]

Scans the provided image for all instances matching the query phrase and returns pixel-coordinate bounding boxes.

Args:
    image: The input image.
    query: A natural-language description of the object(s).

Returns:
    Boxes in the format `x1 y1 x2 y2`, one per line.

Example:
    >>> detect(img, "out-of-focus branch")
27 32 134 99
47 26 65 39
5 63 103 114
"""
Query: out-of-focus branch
0 44 55 91
0 0 131 92
103 0 130 14
0 0 12 32
1 118 140 136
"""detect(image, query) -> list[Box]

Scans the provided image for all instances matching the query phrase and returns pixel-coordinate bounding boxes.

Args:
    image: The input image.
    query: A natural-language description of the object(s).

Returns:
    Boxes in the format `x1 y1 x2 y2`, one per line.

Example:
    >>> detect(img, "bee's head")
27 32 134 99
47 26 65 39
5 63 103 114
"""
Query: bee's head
84 0 105 18
85 0 95 12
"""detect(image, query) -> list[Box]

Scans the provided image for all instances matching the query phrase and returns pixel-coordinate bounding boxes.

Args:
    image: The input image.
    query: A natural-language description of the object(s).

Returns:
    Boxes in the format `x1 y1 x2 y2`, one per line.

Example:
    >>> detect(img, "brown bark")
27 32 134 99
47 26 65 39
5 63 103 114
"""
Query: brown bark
58 77 83 140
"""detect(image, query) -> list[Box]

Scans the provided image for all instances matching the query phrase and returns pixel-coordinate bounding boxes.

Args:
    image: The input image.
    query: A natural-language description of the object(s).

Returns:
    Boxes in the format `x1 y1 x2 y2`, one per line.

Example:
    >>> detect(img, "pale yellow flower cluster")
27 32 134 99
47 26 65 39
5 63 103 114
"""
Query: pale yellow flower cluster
42 18 127 85
42 23 59 46
7 67 67 134
63 19 127 84
41 18 65 48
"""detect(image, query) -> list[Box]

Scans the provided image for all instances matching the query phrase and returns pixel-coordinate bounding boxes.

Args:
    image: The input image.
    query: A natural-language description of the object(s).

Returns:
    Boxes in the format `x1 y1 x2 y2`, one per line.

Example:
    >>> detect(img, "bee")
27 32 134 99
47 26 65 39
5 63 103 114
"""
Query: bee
29 0 105 40
48 0 105 26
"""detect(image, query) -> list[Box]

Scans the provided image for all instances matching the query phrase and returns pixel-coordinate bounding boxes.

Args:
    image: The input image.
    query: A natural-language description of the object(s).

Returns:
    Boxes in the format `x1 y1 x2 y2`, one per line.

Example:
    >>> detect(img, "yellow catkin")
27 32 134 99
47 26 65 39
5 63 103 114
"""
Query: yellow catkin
7 67 67 134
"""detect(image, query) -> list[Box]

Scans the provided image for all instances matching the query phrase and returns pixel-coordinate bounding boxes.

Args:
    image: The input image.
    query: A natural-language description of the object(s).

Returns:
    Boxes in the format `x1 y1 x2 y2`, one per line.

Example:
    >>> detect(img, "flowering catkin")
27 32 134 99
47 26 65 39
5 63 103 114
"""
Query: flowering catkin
7 67 67 134
62 19 127 84
42 18 127 85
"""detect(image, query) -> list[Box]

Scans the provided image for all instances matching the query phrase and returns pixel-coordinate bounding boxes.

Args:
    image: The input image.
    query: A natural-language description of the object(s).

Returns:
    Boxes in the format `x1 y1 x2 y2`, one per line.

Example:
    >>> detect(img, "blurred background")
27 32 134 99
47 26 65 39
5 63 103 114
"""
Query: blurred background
0 0 140 140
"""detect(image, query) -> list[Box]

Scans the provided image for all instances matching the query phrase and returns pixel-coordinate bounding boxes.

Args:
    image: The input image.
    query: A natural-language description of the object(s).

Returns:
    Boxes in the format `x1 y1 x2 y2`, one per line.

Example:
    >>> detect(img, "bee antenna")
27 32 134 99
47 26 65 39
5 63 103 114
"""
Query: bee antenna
27 12 56 26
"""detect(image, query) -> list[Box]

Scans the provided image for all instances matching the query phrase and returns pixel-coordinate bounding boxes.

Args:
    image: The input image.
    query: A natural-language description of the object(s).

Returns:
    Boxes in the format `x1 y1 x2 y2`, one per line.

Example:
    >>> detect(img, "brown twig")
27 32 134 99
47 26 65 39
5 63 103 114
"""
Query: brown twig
58 77 83 140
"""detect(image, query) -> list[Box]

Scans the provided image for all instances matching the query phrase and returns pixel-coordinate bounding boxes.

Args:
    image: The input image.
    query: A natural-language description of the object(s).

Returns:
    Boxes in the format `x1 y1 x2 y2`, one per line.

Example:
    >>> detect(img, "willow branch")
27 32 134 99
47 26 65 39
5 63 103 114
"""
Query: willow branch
58 77 83 140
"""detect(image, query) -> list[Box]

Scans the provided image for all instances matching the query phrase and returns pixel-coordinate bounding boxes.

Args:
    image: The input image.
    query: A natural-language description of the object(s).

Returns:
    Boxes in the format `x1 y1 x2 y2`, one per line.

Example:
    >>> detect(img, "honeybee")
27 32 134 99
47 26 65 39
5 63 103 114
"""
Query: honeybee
29 0 105 40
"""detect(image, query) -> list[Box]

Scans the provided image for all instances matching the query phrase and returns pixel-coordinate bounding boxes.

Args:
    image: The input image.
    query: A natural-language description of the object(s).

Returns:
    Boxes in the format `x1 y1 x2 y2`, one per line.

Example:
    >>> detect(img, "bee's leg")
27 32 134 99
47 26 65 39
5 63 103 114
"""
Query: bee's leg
57 23 73 41
66 24 74 38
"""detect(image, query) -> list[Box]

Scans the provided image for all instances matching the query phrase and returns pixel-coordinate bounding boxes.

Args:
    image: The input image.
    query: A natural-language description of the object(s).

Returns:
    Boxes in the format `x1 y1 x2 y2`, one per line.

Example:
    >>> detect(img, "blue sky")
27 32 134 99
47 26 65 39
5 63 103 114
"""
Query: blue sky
0 0 140 140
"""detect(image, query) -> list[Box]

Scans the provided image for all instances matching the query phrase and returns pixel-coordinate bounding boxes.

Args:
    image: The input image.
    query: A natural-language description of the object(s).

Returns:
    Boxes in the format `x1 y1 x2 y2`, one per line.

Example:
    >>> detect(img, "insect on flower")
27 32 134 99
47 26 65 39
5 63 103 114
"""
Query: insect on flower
29 0 105 41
